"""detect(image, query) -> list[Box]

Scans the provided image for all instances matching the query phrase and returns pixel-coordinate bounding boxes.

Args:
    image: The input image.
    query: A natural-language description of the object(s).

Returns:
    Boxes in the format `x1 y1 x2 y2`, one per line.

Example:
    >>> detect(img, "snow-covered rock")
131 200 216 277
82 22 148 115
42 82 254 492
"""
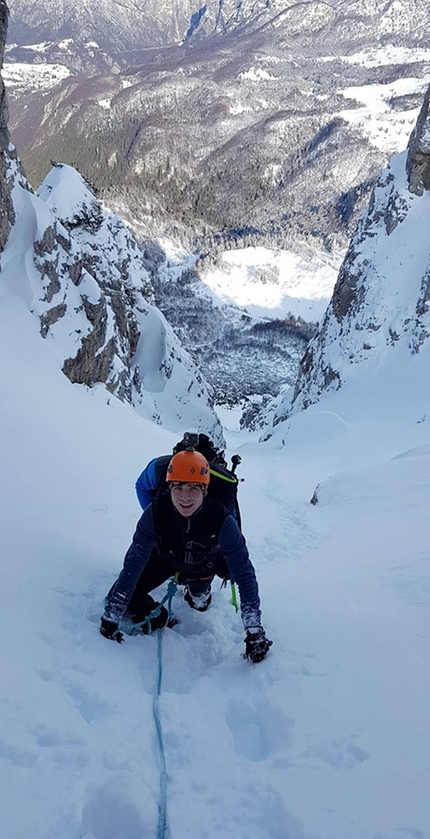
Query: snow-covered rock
270 84 430 426
0 155 224 441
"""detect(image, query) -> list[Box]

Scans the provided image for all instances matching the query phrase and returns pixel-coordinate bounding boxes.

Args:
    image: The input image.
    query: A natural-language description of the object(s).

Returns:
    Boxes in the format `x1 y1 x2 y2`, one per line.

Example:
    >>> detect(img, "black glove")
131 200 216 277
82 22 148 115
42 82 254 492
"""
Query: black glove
244 628 272 663
100 618 123 643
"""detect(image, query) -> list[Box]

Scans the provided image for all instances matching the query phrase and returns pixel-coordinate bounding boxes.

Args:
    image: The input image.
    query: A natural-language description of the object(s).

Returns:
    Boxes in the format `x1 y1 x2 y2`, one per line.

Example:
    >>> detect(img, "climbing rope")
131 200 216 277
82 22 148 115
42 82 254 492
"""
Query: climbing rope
120 574 237 838
152 576 179 839
146 576 179 839
154 629 169 839
120 576 179 838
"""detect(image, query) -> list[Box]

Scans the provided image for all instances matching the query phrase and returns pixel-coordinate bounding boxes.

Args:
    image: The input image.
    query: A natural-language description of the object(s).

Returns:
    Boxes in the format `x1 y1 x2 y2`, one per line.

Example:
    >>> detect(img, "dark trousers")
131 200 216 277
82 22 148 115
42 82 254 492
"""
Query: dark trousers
125 549 229 620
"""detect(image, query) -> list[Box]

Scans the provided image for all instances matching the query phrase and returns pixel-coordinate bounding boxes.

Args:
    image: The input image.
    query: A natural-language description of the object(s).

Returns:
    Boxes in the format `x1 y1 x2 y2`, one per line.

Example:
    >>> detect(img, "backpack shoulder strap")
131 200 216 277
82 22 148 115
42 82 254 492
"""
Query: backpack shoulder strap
209 463 239 485
153 454 172 486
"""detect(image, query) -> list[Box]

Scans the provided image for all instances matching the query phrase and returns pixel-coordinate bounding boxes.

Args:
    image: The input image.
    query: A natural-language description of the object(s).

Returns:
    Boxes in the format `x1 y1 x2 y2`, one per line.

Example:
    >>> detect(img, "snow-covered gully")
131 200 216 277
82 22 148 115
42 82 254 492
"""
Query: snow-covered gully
1 120 430 838
1 287 429 838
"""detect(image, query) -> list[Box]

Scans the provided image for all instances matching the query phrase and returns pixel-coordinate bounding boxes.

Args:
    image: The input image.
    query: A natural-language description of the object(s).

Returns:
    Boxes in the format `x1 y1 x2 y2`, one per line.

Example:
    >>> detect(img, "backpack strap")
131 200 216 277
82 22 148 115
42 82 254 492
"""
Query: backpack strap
153 454 171 485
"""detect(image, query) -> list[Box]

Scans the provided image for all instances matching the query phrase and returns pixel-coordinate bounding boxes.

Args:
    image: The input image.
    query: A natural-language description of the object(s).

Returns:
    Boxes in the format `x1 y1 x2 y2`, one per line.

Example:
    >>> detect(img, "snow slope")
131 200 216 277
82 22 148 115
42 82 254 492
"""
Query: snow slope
1 268 430 837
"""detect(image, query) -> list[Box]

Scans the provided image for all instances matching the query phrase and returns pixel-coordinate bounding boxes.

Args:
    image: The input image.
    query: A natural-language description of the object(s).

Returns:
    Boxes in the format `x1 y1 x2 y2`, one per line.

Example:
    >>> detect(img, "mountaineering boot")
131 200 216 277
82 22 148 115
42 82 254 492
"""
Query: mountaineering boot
184 584 212 612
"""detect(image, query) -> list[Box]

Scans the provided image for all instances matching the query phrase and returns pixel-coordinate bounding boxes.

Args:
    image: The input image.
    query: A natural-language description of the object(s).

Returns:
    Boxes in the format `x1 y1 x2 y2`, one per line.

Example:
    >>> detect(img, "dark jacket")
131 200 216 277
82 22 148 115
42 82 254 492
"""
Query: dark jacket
105 494 261 630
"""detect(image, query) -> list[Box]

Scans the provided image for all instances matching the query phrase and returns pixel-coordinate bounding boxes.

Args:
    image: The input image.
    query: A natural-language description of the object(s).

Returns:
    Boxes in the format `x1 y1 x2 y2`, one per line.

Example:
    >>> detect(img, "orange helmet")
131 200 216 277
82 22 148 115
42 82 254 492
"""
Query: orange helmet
166 450 210 485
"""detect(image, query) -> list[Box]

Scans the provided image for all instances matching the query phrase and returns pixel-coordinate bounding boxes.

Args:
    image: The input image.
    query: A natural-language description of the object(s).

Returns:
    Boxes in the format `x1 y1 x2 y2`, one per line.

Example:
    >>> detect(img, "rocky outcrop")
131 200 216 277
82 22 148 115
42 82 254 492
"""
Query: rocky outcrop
30 164 223 440
406 85 430 196
0 0 14 251
1 161 223 441
33 164 151 401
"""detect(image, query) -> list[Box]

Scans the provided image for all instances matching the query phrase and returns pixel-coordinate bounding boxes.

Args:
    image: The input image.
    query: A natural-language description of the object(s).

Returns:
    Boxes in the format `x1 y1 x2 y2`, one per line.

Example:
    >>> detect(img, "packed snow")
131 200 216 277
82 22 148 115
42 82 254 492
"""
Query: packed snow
1 217 429 838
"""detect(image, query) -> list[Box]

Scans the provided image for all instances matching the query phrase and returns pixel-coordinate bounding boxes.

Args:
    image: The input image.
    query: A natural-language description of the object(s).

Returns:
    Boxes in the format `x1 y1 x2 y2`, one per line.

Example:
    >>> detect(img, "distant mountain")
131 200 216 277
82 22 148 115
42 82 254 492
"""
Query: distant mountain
5 0 430 255
266 83 430 428
7 0 275 53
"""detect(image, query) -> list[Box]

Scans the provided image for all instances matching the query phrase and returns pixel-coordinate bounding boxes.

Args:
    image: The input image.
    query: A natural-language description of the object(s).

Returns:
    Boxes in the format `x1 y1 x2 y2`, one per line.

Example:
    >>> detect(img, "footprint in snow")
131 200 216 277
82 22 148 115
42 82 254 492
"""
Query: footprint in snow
225 694 293 762
79 778 155 839
311 737 369 769
36 667 115 724
0 735 37 767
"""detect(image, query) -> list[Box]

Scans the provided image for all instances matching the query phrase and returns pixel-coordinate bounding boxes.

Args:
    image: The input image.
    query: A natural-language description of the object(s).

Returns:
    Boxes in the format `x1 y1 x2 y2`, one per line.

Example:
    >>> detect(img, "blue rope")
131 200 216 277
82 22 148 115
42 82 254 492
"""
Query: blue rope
118 578 180 836
124 576 178 838
153 577 179 839
154 630 169 839
118 578 179 836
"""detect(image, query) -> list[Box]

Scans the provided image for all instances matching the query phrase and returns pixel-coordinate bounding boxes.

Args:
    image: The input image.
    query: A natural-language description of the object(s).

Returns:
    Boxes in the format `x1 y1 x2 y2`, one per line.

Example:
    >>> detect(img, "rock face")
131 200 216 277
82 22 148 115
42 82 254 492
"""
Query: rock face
3 160 224 440
35 164 153 402
406 86 430 196
0 0 14 250
271 83 430 424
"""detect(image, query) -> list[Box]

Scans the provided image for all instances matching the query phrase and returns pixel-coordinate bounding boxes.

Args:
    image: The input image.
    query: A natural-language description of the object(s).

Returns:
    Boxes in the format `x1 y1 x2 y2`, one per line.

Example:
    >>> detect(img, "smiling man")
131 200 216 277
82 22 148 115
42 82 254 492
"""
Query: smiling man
100 448 272 663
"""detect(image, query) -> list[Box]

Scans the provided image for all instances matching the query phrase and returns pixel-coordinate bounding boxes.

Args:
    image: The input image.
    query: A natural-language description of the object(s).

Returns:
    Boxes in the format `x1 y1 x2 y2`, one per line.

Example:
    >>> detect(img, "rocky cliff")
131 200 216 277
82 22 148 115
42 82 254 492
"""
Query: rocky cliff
271 84 430 425
0 0 14 250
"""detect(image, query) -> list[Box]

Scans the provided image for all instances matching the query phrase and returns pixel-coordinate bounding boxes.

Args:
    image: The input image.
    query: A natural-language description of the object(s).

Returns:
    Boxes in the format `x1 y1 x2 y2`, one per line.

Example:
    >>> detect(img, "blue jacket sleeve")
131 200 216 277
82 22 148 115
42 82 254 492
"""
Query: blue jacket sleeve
218 516 262 630
103 505 157 622
135 458 159 510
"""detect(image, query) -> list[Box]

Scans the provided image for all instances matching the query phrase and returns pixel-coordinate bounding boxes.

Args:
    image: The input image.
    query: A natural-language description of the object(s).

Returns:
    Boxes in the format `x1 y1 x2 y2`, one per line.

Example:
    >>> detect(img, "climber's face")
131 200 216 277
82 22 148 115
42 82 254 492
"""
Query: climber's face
170 482 204 517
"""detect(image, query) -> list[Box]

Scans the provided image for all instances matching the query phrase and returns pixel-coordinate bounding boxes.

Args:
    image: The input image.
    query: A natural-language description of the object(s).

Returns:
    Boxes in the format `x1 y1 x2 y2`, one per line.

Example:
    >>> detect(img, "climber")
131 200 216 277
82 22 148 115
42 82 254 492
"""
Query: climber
100 448 272 663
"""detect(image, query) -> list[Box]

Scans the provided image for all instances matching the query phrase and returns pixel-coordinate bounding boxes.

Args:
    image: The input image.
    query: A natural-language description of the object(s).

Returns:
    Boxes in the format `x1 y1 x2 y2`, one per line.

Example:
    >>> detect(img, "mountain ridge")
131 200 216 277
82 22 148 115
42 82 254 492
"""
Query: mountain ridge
6 0 430 255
